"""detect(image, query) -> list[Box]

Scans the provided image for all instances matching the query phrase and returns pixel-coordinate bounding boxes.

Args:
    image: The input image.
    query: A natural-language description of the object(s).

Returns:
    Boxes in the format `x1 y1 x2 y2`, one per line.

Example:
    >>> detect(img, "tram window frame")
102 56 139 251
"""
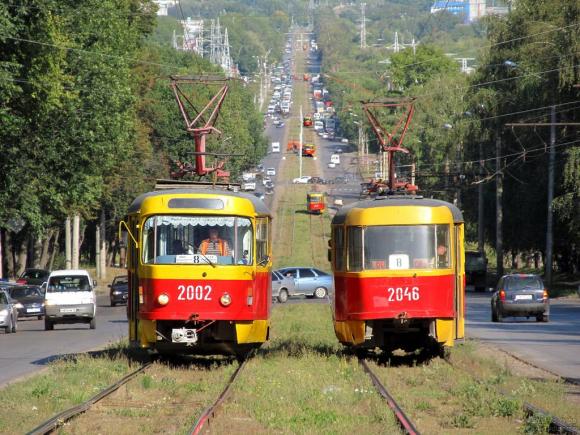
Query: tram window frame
141 215 253 266
347 226 364 272
256 218 269 265
332 226 345 271
347 225 451 271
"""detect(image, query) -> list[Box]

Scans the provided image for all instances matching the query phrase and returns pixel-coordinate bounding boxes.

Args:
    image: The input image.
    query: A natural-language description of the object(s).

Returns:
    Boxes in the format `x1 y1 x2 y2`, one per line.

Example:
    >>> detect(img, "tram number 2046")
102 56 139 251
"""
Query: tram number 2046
387 286 420 302
177 285 212 301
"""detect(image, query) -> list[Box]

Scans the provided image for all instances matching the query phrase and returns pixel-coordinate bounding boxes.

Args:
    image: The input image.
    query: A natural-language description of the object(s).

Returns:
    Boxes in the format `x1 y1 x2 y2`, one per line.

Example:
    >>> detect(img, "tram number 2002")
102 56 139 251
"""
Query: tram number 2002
387 286 420 302
177 285 212 301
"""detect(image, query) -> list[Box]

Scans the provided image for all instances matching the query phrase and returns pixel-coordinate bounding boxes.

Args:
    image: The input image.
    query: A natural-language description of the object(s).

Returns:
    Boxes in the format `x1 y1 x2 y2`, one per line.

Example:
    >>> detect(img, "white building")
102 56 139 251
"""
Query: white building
153 0 176 17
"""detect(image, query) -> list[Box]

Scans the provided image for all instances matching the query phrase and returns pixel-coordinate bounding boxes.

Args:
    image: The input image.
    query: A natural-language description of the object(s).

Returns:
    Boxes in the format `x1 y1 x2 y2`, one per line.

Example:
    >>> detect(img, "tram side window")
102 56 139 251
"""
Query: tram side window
333 226 345 271
347 227 363 271
256 218 269 265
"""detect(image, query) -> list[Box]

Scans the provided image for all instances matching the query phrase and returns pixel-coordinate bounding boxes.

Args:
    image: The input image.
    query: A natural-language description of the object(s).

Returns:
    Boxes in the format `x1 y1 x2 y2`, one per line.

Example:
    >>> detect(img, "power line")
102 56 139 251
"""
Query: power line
3 35 184 71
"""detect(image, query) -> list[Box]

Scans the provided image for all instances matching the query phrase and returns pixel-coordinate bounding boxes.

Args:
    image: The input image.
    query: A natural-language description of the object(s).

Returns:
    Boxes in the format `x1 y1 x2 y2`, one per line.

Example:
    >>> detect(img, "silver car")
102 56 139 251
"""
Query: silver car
0 290 19 333
491 274 549 322
275 267 333 299
271 271 296 303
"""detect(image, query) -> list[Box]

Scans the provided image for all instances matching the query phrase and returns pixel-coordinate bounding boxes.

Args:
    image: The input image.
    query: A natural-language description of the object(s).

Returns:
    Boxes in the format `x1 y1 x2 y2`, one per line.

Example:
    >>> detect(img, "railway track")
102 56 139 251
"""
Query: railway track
358 357 420 435
444 352 580 435
189 354 252 434
27 362 152 435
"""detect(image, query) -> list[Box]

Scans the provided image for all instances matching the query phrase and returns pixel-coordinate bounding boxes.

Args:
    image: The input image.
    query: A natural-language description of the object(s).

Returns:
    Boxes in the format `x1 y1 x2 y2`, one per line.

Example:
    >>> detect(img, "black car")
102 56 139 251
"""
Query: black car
109 275 128 306
7 285 44 319
465 251 487 291
16 268 50 286
491 274 549 322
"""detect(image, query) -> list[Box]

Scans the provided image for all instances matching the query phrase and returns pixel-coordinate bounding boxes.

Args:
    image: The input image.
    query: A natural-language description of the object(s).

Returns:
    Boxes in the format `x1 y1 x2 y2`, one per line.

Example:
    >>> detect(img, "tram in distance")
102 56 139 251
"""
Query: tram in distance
122 188 272 356
329 196 465 355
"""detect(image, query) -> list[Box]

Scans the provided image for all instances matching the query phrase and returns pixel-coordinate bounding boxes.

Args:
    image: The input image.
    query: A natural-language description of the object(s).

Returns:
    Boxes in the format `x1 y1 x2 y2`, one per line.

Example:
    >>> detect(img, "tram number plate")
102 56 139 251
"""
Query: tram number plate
177 285 212 301
387 287 420 302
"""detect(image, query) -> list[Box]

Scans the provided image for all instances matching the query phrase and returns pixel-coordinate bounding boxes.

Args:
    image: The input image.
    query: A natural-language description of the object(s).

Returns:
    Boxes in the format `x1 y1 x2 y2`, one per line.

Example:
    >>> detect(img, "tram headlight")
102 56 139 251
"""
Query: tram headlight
220 293 232 307
157 293 170 306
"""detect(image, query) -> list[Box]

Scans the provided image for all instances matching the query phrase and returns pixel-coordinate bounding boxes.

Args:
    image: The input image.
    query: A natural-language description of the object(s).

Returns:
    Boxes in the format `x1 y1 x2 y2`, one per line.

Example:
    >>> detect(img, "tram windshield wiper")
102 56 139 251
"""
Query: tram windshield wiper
197 251 217 268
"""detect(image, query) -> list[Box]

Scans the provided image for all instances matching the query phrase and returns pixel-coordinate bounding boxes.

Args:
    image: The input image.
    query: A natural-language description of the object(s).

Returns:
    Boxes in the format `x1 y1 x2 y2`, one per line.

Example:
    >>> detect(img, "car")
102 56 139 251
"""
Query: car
266 168 276 176
310 176 324 184
253 192 266 201
262 176 272 186
335 147 343 153
491 274 549 322
108 275 128 307
328 162 336 169
0 290 19 333
341 138 349 144
334 176 347 184
44 269 97 330
275 121 285 128
16 268 50 286
271 270 296 303
465 251 488 291
274 267 333 299
7 285 45 319
292 176 312 184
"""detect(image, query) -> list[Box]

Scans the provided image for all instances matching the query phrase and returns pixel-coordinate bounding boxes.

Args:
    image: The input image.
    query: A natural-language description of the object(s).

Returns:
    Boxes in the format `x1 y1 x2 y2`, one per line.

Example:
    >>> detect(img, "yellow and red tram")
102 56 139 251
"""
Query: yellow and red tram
123 188 272 356
307 192 325 214
330 196 465 354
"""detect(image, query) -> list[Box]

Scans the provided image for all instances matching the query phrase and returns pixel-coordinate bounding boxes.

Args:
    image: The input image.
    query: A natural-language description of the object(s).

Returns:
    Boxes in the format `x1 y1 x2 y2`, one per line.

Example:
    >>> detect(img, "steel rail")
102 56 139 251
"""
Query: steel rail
190 355 252 435
444 353 579 434
27 362 152 435
524 403 580 435
359 358 420 435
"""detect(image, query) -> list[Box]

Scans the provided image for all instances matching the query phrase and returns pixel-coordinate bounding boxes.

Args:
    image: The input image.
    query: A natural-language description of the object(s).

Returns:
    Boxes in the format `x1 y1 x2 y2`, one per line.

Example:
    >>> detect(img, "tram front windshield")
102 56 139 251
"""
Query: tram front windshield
142 215 253 265
348 225 450 271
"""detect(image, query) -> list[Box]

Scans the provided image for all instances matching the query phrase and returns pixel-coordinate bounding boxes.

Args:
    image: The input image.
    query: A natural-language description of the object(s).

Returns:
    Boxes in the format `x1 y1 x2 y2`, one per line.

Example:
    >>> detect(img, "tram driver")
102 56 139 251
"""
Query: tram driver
199 228 231 257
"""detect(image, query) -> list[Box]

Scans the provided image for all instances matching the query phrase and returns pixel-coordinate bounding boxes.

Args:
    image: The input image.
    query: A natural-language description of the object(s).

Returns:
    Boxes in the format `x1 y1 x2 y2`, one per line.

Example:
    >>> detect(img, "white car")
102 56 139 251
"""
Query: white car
328 162 336 169
292 176 311 184
341 138 349 144
266 168 276 176
262 176 272 186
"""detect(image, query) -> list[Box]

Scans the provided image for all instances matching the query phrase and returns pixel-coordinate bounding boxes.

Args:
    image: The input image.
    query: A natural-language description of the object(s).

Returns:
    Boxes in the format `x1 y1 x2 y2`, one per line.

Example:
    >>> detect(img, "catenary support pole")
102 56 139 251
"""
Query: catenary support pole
545 105 556 284
496 131 504 277
65 217 72 269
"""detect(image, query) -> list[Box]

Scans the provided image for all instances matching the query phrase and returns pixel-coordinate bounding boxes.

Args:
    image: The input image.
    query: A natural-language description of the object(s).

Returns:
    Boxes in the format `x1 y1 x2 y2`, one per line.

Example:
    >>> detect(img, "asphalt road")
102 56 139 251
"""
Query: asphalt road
0 293 127 387
465 290 580 382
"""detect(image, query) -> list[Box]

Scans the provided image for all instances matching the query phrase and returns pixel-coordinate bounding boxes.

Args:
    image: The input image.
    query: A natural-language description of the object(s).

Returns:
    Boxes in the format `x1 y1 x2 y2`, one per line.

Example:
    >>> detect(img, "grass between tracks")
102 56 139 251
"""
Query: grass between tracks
207 304 402 434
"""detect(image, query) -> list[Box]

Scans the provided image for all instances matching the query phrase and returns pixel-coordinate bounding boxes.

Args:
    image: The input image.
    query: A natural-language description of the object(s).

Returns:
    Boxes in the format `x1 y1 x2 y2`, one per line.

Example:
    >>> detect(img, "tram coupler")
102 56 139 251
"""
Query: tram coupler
394 312 410 328
171 328 198 345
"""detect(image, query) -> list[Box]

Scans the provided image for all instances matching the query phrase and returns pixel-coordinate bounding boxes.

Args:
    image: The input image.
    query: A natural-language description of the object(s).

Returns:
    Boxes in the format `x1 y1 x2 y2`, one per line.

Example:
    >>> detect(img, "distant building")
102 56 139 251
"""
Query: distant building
430 0 509 22
153 0 176 17
430 1 469 16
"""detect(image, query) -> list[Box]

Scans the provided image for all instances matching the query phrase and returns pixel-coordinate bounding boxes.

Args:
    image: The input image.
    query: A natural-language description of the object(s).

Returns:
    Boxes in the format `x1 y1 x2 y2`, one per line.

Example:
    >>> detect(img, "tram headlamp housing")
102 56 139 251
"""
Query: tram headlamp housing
157 293 170 306
220 293 232 307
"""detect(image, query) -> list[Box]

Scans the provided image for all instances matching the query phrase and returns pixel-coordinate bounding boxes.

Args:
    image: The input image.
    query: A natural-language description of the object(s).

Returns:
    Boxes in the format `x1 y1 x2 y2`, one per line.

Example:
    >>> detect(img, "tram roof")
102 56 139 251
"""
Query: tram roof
332 196 463 224
128 189 271 216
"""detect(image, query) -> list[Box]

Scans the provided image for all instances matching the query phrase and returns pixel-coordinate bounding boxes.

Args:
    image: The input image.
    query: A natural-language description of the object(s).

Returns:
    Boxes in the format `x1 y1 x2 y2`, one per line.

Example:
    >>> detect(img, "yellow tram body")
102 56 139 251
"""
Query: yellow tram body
123 188 272 355
331 197 465 353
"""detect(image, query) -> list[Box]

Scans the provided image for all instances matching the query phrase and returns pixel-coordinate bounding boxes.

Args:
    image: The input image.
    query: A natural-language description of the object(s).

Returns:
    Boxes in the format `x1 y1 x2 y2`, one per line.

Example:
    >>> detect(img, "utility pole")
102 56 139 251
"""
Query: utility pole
299 105 303 178
360 3 367 49
72 214 80 269
545 105 556 284
496 131 504 277
65 217 72 269
478 140 485 253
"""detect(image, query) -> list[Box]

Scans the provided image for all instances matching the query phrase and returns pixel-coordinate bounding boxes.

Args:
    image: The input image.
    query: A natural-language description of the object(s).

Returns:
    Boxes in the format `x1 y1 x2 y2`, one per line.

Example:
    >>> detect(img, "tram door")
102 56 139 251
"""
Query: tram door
453 223 465 340
126 218 140 343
